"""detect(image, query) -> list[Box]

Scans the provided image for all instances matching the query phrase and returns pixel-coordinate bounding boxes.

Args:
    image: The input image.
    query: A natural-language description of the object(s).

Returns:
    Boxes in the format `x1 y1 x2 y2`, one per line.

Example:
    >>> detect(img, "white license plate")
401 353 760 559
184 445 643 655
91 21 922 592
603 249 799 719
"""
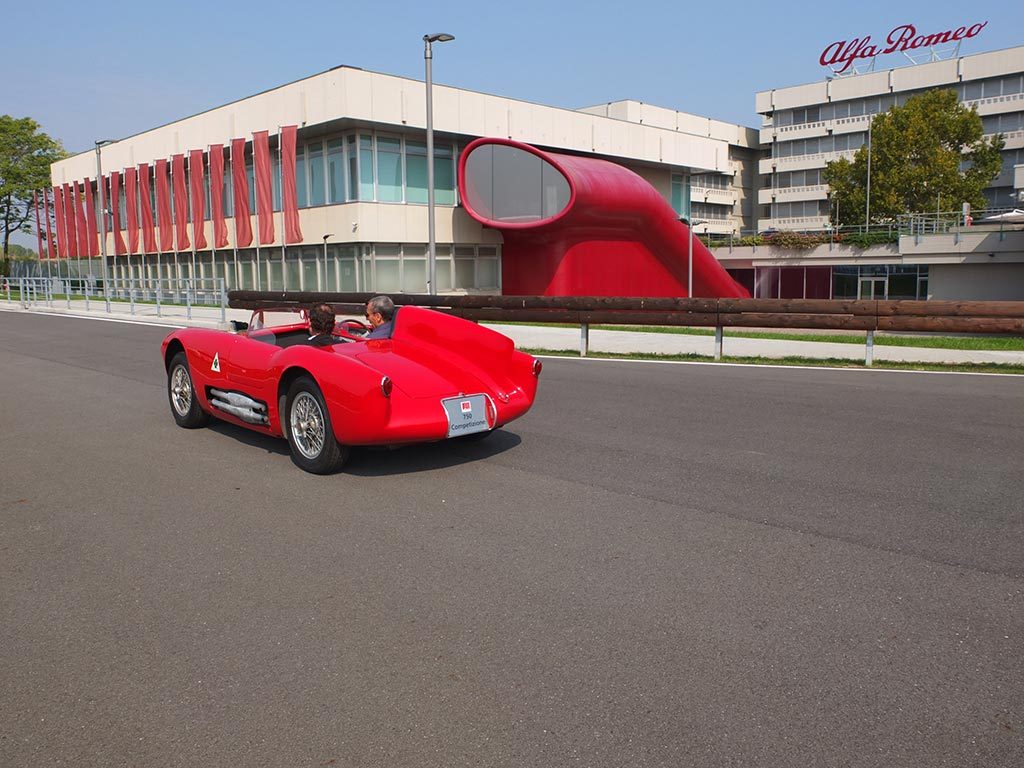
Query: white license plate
442 395 490 438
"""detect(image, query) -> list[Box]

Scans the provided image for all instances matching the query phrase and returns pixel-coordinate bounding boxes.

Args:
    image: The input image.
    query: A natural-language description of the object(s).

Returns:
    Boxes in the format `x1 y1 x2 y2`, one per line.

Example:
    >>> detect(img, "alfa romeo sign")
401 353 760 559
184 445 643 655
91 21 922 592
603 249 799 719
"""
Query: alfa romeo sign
820 22 987 74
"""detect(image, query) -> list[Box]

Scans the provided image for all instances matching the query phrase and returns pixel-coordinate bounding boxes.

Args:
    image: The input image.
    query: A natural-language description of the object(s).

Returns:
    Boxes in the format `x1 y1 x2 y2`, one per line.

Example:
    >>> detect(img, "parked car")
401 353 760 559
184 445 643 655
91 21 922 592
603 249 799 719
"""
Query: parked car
161 304 541 473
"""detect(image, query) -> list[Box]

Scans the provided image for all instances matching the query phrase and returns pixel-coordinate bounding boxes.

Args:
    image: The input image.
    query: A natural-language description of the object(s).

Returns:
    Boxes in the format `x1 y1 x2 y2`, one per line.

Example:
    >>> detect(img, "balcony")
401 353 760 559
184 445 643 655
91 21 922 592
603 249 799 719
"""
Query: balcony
760 121 829 144
691 185 737 206
968 91 1024 116
757 215 831 232
759 149 855 175
758 184 829 206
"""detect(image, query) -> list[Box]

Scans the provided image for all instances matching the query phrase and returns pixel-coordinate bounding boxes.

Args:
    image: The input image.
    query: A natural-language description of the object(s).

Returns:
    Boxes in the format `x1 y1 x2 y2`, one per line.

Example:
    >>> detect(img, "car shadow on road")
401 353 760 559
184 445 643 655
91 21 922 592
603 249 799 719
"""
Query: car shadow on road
345 430 523 476
204 420 522 474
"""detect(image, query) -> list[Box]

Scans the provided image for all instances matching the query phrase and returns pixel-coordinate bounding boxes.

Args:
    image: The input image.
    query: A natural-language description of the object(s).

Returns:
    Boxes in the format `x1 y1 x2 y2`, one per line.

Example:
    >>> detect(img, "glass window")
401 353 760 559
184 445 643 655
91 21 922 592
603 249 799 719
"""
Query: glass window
246 160 255 210
376 136 403 202
308 141 325 206
326 140 344 204
222 159 232 217
405 140 428 204
833 102 850 119
294 150 306 208
272 154 282 212
374 259 401 292
463 143 570 223
347 135 359 201
1003 75 1022 95
477 257 498 289
402 258 427 292
964 81 983 100
983 78 1002 98
359 135 374 200
454 258 475 289
820 103 834 121
301 247 319 290
434 143 455 205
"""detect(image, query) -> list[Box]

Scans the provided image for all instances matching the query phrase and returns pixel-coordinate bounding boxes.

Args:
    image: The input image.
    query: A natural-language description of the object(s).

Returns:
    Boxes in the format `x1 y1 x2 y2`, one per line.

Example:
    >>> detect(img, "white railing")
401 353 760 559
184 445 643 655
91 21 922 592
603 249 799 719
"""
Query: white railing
0 276 227 322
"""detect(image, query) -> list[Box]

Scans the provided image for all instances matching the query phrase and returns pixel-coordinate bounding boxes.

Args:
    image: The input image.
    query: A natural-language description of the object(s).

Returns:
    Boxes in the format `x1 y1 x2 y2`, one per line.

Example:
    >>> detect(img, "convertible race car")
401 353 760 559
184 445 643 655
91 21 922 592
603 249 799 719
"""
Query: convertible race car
161 304 541 473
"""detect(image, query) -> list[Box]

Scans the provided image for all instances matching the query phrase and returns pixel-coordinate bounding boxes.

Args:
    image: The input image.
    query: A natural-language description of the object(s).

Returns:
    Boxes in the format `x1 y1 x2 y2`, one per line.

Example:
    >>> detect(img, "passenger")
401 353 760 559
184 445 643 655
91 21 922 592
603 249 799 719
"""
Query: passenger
364 295 396 339
308 303 340 346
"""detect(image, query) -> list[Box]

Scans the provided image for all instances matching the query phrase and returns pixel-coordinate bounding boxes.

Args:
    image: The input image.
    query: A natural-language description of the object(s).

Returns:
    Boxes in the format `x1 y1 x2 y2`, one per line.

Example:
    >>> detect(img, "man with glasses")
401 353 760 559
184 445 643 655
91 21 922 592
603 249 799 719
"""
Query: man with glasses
364 295 396 339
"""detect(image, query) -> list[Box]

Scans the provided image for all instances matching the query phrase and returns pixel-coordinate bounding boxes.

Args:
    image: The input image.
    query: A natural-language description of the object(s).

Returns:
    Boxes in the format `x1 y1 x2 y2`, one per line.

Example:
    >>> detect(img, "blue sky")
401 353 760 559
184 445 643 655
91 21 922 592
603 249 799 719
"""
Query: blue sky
7 1 1023 155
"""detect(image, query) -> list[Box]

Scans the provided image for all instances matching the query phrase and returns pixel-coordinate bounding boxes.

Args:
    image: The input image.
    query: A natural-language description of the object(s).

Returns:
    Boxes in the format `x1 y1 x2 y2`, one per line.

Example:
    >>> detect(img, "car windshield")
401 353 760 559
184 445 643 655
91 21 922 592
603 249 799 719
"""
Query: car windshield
249 309 308 331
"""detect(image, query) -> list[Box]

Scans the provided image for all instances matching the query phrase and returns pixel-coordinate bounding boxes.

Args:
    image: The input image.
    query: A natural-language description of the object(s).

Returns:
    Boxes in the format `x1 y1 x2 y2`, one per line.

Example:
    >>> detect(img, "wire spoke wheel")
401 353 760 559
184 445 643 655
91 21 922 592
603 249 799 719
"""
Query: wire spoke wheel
170 364 193 416
290 391 326 459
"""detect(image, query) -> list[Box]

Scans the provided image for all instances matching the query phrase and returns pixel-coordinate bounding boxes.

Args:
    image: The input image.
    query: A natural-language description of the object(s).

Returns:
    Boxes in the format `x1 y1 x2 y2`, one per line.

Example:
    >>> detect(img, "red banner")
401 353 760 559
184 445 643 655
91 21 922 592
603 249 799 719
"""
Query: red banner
253 130 274 245
231 138 253 247
63 183 79 258
125 167 139 254
209 144 228 248
280 125 303 244
110 172 127 256
155 159 173 252
189 149 207 250
33 191 44 259
44 188 56 259
83 177 97 257
52 186 65 258
138 164 157 253
74 181 90 257
171 154 190 251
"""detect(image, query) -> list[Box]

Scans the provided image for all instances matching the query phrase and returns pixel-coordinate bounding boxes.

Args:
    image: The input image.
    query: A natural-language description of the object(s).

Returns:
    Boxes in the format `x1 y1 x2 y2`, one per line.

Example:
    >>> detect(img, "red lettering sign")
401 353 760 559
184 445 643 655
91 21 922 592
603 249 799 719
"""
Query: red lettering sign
821 21 987 73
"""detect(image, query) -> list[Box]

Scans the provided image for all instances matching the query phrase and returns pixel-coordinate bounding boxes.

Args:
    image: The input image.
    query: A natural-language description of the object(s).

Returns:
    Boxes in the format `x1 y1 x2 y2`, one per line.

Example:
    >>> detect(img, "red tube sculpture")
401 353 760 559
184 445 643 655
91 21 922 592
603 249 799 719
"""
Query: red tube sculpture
458 138 749 298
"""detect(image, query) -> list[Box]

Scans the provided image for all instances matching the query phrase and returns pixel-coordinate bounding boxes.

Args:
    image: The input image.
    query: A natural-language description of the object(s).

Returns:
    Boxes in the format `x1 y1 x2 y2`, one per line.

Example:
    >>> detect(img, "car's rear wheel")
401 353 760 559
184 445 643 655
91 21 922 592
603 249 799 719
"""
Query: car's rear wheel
284 376 350 474
167 352 210 429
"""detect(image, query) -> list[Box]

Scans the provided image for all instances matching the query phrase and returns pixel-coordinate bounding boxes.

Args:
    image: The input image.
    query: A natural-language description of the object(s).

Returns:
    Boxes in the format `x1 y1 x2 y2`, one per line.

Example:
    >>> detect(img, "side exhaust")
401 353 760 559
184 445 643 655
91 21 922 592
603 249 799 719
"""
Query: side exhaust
209 388 269 425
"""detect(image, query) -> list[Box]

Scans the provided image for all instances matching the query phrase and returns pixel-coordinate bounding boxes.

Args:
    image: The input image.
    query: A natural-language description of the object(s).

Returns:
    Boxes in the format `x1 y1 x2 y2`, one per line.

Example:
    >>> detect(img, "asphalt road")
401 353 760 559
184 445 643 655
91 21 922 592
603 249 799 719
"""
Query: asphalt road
1 310 1022 768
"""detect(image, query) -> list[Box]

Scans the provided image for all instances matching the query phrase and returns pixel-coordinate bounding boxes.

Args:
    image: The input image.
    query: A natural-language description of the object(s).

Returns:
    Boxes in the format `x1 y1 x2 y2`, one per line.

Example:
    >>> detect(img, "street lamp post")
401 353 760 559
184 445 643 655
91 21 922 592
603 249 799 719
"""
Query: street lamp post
322 233 333 291
423 32 455 296
95 139 114 310
687 218 707 298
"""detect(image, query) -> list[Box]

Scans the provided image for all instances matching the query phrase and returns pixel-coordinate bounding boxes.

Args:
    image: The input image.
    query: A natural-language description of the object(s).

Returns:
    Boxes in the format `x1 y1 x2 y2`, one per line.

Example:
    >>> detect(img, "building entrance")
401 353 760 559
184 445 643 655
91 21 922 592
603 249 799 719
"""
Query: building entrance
858 277 886 300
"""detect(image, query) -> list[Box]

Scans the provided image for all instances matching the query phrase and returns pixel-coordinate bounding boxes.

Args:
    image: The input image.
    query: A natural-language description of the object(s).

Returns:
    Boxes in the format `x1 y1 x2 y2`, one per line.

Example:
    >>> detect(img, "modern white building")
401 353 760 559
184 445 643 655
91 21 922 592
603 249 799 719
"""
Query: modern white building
756 44 1024 232
48 66 759 295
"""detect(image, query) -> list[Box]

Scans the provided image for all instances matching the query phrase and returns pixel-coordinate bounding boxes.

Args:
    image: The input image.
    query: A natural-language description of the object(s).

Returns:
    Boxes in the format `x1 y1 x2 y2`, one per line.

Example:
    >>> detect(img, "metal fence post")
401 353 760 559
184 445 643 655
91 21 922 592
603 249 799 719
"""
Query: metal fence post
5 277 10 304
580 322 589 357
865 330 875 367
130 278 136 315
85 280 90 311
220 278 226 323
156 279 162 317
714 326 723 360
186 280 192 320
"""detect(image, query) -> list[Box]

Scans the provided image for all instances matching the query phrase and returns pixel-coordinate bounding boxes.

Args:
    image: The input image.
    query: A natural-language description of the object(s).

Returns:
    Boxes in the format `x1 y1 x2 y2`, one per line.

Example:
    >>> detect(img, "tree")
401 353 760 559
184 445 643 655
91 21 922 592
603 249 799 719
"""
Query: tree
0 116 65 274
824 90 1004 226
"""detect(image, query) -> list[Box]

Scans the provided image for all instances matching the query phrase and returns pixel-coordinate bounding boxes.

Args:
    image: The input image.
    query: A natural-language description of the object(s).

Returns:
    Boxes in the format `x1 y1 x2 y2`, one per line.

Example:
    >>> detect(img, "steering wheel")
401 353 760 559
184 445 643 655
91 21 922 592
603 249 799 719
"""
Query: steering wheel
339 319 372 335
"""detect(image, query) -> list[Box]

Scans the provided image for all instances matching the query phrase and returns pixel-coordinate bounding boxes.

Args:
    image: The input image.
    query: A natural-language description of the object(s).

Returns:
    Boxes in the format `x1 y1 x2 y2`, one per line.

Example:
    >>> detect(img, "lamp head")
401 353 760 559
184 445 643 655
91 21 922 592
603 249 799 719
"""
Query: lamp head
424 33 455 43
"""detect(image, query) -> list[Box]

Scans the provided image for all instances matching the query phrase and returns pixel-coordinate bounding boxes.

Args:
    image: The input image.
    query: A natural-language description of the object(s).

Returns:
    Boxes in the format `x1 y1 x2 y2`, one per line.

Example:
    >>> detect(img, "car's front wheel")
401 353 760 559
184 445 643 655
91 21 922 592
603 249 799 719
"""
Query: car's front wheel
167 351 210 429
284 376 350 474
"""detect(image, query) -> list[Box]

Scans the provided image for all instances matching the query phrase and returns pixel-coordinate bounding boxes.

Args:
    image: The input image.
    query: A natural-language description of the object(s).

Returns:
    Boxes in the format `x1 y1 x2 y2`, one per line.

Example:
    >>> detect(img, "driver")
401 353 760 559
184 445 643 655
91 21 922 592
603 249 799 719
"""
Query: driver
364 295 396 339
308 303 341 346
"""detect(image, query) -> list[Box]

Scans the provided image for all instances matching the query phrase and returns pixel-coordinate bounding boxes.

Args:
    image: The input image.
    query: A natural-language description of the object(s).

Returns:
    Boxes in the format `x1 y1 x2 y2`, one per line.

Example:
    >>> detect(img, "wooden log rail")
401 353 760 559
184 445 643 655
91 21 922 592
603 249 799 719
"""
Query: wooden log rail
228 291 1024 337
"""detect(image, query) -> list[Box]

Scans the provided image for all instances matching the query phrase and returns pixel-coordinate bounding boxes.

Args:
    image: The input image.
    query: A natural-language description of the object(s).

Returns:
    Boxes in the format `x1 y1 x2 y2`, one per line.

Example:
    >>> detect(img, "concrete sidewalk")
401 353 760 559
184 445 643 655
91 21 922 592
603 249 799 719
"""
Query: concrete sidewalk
3 297 1022 366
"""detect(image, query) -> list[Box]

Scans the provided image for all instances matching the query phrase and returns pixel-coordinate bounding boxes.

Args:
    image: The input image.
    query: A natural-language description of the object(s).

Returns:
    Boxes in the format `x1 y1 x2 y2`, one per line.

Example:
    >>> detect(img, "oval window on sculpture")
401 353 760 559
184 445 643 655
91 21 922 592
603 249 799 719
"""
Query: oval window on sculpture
462 143 571 225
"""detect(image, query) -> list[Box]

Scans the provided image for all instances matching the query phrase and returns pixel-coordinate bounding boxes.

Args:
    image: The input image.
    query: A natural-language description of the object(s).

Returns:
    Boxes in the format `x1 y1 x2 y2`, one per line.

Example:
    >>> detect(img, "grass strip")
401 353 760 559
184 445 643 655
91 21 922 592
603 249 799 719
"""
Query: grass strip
493 321 1024 351
522 348 1024 375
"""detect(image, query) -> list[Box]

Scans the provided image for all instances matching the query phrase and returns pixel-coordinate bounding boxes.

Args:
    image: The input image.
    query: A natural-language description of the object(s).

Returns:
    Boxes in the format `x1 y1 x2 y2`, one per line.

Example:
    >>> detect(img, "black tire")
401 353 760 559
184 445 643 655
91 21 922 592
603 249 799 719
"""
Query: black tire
284 376 350 474
167 352 210 429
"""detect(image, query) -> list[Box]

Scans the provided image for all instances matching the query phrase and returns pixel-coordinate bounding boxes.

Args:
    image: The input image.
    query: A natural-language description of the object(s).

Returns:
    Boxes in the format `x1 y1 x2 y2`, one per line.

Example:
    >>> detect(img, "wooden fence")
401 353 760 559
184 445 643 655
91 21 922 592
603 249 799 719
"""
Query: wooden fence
228 291 1024 364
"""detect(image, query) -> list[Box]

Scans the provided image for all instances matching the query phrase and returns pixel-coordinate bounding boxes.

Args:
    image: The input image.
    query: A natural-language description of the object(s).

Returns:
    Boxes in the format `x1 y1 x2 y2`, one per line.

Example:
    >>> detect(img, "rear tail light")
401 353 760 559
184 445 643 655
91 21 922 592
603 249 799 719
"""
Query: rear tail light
532 358 543 377
486 397 497 427
380 376 393 398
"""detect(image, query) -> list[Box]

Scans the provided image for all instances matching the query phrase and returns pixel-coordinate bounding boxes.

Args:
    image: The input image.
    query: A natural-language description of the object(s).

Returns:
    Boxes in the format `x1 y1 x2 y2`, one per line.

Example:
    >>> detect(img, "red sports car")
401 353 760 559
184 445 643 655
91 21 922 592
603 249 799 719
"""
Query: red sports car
161 305 542 473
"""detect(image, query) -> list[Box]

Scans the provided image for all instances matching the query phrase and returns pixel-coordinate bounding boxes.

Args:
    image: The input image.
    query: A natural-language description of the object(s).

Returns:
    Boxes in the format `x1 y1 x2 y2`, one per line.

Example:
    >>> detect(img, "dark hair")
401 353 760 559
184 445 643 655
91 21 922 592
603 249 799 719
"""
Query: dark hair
367 295 395 321
309 303 335 335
